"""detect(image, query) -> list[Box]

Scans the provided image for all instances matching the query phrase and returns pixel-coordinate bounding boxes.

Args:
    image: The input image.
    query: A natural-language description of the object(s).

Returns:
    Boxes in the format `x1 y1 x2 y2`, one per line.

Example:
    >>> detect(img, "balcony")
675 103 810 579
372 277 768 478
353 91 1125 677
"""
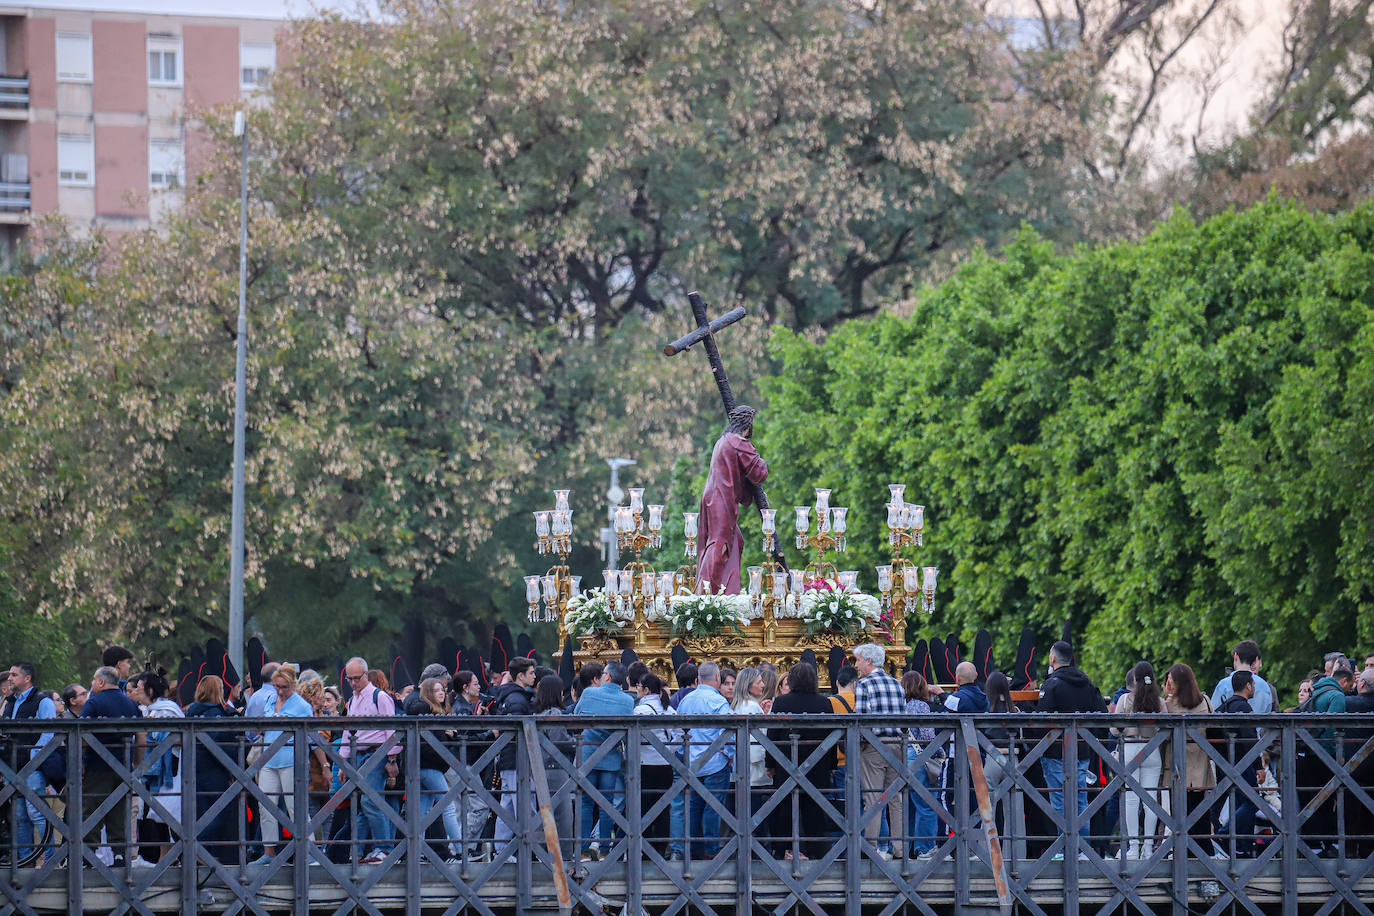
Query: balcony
0 181 29 219
0 76 28 119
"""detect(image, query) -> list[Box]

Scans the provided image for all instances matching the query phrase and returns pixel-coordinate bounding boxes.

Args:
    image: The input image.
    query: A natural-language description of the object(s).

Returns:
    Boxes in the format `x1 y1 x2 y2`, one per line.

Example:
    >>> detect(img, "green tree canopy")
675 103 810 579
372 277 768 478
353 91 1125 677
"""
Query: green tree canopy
757 199 1374 698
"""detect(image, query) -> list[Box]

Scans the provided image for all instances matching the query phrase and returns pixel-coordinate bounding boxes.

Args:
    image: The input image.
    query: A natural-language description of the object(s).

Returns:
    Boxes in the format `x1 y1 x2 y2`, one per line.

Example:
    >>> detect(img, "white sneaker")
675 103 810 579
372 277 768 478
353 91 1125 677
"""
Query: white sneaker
129 856 156 869
876 848 894 861
1140 842 1153 859
359 851 387 865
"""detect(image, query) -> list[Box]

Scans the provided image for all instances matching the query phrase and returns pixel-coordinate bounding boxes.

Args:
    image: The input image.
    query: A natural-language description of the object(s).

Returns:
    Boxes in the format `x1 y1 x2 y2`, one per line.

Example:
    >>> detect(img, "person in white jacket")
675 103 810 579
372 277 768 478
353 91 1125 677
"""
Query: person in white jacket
730 668 770 824
633 672 676 848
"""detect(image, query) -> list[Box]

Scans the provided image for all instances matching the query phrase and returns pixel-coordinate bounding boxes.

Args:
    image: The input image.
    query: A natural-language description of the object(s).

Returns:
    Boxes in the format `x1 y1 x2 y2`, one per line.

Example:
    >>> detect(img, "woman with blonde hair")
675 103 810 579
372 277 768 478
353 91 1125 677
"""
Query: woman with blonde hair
757 664 779 713
408 677 463 860
731 668 770 819
295 677 333 839
251 663 313 866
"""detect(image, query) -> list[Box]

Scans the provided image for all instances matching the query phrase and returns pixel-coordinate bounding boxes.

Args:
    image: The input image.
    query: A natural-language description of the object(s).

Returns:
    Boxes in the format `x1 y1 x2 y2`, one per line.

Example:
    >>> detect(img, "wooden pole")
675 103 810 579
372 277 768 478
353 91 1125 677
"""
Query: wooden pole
522 719 572 916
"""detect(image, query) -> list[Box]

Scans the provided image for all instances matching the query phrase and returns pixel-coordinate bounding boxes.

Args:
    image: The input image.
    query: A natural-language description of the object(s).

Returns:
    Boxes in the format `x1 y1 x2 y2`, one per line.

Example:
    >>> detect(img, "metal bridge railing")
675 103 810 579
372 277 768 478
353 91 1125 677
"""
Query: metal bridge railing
1 713 1371 915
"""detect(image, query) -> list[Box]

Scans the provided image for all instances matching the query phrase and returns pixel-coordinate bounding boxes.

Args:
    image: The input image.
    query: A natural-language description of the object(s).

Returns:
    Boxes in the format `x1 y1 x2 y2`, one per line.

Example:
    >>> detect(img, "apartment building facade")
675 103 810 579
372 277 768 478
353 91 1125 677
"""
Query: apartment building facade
0 3 288 255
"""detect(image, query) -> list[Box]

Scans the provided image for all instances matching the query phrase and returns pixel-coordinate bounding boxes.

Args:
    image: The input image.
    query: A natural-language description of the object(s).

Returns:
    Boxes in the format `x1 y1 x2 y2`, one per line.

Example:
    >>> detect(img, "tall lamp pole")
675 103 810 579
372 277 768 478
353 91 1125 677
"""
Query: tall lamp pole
602 457 635 570
228 110 249 682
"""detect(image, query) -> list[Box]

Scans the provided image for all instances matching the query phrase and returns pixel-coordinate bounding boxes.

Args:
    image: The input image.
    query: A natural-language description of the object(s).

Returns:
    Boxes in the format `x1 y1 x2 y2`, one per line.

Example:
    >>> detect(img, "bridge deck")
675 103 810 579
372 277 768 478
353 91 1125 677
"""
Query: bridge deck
12 857 1372 913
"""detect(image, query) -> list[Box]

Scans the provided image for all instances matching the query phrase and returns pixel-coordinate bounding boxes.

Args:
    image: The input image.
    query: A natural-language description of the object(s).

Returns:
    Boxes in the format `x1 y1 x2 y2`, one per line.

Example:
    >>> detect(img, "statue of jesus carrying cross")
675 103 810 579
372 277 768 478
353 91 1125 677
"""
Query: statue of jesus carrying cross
664 292 786 594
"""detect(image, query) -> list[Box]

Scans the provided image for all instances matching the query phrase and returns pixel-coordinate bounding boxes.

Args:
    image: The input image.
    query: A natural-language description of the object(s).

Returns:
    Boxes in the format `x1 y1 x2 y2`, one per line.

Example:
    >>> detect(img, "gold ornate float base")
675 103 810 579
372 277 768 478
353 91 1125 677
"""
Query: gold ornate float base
557 619 908 689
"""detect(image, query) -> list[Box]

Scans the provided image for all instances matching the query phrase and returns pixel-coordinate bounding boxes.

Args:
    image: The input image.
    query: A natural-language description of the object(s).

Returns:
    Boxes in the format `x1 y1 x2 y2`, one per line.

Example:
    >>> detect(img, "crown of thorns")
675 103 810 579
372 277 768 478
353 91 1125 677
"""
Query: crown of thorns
727 406 757 434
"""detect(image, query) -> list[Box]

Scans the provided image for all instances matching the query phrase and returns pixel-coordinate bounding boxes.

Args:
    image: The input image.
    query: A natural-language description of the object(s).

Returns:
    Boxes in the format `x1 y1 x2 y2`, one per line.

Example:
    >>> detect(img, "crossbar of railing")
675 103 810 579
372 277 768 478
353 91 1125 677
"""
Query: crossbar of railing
1 714 1371 915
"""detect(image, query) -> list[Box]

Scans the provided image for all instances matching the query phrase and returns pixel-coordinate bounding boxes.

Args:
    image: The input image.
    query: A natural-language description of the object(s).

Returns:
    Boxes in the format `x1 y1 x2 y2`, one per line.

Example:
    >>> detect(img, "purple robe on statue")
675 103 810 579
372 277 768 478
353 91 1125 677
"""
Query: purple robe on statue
697 433 769 595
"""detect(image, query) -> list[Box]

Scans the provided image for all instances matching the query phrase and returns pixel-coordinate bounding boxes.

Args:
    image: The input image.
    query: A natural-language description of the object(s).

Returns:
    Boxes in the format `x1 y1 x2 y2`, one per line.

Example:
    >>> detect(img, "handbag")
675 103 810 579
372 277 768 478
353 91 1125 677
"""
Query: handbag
924 748 946 784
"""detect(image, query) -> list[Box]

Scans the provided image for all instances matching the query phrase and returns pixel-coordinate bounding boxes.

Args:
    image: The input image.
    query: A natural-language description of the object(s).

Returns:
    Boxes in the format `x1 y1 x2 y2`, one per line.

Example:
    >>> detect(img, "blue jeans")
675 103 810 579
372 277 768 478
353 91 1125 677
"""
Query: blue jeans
15 770 48 861
418 769 461 856
580 768 624 851
906 747 938 854
1042 757 1090 837
670 767 730 858
356 750 395 855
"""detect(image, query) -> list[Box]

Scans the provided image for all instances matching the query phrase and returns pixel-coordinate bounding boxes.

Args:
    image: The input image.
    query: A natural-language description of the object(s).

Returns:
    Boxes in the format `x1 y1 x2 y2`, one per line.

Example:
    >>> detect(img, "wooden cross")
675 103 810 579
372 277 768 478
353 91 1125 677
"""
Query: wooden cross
664 292 786 567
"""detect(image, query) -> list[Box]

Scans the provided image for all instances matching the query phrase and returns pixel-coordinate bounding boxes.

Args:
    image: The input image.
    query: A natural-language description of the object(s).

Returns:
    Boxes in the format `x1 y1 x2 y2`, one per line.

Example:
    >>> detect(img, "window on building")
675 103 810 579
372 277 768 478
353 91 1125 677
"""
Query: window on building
58 134 93 185
56 32 93 82
149 140 183 189
148 35 182 86
240 42 276 90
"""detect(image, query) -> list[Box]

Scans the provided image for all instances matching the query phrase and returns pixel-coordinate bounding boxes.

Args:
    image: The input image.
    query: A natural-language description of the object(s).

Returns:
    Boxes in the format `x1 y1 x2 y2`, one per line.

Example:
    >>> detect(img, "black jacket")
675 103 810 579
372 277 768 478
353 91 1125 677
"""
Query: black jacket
402 693 456 772
1218 694 1257 762
492 683 534 717
1037 665 1107 759
767 693 837 780
1345 693 1374 714
186 702 236 784
491 683 535 771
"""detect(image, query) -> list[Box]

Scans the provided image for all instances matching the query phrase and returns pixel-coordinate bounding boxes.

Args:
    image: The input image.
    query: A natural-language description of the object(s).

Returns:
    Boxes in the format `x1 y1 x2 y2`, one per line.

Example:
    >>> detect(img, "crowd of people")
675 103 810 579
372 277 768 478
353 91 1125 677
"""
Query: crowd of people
3 638 1373 871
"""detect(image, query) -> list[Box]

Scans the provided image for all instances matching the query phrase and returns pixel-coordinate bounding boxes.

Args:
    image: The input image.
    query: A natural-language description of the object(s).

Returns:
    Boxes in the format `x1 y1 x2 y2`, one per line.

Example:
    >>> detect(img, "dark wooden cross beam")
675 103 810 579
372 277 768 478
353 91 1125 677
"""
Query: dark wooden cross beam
664 292 787 569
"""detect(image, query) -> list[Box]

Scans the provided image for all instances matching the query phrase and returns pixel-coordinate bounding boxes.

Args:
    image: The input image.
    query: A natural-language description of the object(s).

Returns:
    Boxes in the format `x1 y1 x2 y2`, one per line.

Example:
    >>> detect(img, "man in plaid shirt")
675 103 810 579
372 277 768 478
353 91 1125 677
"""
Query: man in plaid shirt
854 643 907 859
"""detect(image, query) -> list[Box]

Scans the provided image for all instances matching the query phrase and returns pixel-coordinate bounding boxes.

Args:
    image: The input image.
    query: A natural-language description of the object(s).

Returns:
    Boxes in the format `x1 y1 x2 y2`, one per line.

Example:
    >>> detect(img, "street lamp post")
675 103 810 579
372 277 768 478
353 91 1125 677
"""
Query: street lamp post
228 110 249 681
602 457 635 571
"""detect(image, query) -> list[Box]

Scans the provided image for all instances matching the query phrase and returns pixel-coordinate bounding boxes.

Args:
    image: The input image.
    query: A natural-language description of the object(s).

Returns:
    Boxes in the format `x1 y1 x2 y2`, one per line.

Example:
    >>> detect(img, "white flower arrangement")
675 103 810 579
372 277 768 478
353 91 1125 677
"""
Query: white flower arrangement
562 588 625 638
797 586 882 636
663 589 751 638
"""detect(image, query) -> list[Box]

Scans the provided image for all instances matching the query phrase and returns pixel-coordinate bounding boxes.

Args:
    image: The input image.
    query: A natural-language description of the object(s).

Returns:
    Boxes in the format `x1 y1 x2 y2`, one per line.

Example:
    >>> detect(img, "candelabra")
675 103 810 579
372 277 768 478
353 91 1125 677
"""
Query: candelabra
614 488 663 562
875 483 938 647
884 484 924 548
528 489 578 628
608 488 669 646
745 562 789 645
793 487 849 592
794 488 849 559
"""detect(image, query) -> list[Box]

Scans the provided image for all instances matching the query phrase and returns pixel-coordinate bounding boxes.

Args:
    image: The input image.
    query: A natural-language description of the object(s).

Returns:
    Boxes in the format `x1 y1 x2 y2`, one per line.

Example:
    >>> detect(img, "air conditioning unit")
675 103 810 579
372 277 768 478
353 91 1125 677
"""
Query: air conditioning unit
1 153 28 183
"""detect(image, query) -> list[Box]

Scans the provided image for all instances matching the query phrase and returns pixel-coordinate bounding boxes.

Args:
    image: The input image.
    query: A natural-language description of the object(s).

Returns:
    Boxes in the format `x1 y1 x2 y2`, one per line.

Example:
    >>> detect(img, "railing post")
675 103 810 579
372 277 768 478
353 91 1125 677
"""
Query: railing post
67 725 83 912
516 720 532 915
680 727 694 873
1170 717 1188 916
735 719 752 913
522 718 571 916
845 719 861 916
1064 718 1079 916
181 722 197 914
955 720 970 916
404 720 421 916
295 723 310 916
1281 725 1298 916
627 717 644 916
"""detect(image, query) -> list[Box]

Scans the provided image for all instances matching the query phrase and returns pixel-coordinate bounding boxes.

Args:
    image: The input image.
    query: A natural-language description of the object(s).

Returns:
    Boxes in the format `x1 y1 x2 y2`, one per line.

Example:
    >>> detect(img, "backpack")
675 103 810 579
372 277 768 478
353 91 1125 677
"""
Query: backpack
374 688 403 716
